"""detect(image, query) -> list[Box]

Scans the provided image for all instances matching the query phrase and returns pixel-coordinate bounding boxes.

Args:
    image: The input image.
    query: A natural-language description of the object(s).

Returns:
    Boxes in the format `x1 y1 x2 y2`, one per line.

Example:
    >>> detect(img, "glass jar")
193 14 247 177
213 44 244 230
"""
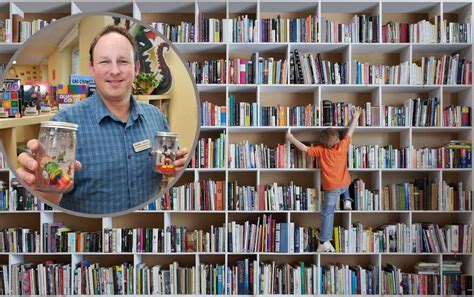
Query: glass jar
153 132 179 175
34 121 78 193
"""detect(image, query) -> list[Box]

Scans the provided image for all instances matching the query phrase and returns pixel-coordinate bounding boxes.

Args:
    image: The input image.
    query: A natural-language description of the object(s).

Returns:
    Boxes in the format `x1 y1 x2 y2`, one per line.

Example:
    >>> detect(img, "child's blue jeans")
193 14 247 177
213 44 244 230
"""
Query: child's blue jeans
318 187 351 242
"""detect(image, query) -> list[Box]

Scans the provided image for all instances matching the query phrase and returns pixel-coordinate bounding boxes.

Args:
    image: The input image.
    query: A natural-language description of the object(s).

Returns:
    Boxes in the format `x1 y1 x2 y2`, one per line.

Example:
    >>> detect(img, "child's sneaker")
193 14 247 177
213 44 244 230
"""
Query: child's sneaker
343 199 352 210
317 241 336 253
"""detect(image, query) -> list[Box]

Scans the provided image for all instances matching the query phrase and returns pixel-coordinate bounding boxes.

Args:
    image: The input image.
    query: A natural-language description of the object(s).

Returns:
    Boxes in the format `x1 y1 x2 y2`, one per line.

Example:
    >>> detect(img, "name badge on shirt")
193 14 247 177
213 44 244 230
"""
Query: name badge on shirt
133 139 151 153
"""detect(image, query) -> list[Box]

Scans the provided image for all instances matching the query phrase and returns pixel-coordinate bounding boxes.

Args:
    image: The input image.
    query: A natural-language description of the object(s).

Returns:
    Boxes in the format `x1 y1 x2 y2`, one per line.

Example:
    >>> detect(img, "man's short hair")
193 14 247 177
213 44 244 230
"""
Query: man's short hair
89 25 138 65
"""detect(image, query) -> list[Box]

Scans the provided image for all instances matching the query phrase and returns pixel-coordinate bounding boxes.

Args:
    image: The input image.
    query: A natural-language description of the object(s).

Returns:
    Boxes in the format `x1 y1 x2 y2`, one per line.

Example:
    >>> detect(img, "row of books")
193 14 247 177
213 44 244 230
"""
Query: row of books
384 261 472 295
382 263 439 295
0 15 470 45
184 55 471 86
228 57 256 84
382 18 471 43
228 56 288 85
201 98 468 128
290 50 347 85
443 105 471 127
352 60 411 85
229 15 257 43
382 97 442 127
320 15 380 43
227 141 471 169
196 14 322 43
228 215 301 253
188 137 470 170
321 263 379 294
187 59 226 84
0 179 39 211
136 262 225 295
261 104 319 127
442 260 470 295
150 21 194 43
412 54 472 85
222 220 458 254
174 180 223 211
382 19 439 44
0 179 53 211
196 14 224 43
228 96 258 126
103 225 225 253
3 16 55 43
0 228 39 253
228 141 289 169
332 222 472 254
259 261 317 294
410 145 473 169
3 260 470 296
74 261 134 295
229 99 319 127
204 99 466 128
191 133 226 169
322 101 378 126
260 16 289 43
348 143 472 169
412 223 472 253
382 180 439 211
10 261 73 295
288 15 319 43
227 181 318 211
348 178 380 211
443 146 472 169
259 15 319 43
348 144 411 169
42 223 102 253
143 179 224 211
200 101 226 126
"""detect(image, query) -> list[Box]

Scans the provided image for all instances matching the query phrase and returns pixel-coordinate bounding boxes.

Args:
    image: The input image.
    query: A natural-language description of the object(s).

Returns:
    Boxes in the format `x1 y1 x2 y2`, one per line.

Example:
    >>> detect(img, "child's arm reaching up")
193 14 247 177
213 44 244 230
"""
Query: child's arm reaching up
346 106 363 137
286 130 308 153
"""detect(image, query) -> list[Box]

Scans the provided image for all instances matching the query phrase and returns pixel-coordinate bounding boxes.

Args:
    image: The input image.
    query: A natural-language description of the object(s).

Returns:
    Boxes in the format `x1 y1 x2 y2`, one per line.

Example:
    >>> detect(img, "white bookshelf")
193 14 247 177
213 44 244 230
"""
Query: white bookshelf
0 0 472 295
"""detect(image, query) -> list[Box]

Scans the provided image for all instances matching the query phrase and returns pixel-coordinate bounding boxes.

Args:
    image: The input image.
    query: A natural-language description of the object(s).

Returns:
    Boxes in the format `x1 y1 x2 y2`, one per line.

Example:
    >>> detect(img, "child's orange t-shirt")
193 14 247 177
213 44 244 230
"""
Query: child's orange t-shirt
307 135 352 191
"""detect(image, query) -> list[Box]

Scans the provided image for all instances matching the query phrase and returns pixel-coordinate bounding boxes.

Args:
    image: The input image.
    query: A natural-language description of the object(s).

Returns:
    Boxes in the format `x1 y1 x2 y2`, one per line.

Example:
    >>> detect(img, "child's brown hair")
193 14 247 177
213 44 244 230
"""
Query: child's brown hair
319 128 340 148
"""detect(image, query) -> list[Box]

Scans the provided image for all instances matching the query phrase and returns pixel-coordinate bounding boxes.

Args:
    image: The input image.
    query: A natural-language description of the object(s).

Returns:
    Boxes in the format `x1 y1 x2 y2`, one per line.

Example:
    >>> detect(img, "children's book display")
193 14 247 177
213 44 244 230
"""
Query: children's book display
69 74 96 96
23 81 54 115
0 79 21 118
56 84 88 110
0 79 94 118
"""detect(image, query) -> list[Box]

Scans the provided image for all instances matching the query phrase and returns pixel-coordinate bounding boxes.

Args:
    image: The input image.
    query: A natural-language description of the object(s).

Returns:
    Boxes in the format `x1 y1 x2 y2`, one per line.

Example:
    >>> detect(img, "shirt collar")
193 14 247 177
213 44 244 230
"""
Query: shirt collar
92 92 145 125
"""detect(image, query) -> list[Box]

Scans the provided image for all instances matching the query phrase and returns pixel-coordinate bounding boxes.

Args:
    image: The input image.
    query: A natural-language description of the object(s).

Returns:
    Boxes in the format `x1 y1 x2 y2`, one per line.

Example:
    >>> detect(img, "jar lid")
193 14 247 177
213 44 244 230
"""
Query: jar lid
155 131 178 137
41 121 78 131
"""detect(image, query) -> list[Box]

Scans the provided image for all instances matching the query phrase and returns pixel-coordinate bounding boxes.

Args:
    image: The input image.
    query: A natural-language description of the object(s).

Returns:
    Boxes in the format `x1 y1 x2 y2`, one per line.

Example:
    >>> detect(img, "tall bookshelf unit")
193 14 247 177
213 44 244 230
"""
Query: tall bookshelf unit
0 0 472 295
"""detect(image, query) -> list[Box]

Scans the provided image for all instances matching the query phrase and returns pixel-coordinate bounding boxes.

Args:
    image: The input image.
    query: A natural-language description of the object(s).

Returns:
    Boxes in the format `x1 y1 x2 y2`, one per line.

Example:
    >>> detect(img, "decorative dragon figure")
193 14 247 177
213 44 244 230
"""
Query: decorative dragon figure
125 20 173 95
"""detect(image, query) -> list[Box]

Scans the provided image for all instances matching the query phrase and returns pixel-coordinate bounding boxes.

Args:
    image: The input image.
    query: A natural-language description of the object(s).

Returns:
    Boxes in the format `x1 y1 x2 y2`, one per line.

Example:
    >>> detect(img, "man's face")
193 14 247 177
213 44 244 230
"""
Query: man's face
89 32 139 103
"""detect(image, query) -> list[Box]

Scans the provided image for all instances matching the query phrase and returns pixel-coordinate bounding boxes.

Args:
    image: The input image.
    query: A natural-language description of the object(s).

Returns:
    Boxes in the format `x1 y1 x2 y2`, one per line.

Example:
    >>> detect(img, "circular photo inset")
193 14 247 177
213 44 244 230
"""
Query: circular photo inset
0 12 199 217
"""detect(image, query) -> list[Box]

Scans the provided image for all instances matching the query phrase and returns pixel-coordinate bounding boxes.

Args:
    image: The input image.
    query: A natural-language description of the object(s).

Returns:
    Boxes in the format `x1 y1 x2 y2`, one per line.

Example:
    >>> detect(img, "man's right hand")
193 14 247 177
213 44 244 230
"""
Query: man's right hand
16 139 81 204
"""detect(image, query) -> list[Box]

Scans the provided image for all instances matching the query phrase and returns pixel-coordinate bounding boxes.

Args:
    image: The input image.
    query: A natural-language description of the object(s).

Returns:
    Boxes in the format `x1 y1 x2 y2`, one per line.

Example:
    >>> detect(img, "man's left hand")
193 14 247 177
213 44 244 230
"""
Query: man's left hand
173 148 189 173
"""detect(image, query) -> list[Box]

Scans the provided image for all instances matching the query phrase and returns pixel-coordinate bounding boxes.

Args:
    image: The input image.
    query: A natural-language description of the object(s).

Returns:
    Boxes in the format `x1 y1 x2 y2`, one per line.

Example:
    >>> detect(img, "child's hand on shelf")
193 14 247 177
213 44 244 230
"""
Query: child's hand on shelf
352 106 363 120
